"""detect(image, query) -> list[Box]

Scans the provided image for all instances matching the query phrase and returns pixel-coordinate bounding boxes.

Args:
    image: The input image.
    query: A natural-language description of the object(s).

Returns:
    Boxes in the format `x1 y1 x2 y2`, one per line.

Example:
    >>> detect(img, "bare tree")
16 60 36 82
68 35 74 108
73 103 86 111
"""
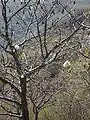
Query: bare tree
0 0 89 120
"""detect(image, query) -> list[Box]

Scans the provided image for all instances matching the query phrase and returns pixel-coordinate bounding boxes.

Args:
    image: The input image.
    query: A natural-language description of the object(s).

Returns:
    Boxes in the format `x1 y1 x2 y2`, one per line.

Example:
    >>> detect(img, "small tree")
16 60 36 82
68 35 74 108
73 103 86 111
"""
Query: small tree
0 0 89 120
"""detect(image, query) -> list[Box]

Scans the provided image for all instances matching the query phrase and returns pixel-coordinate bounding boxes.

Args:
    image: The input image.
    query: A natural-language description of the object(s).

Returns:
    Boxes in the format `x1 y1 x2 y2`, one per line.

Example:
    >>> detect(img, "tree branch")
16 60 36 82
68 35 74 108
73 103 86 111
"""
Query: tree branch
0 96 21 106
26 52 57 77
0 76 21 96
1 104 21 117
46 23 83 58
35 11 44 59
7 0 31 23
43 15 48 56
0 113 22 118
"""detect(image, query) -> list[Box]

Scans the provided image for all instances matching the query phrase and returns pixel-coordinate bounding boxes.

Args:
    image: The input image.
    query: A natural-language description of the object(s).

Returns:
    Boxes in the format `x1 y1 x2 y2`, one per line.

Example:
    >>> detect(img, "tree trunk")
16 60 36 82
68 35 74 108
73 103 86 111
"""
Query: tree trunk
35 112 39 120
20 76 29 120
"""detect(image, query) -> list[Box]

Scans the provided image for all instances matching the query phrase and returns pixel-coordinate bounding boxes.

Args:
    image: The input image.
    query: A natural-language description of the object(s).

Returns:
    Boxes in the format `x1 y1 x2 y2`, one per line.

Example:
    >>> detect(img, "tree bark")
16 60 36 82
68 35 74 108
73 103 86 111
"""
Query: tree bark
20 76 29 120
35 112 39 120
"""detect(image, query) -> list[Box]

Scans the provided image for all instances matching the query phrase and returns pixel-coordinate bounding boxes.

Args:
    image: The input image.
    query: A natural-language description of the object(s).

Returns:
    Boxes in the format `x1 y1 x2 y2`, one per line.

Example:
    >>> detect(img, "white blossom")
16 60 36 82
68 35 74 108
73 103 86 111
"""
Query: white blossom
68 14 71 18
20 0 23 2
29 66 32 71
15 44 19 50
18 80 20 84
63 60 71 67
22 52 27 64
40 0 44 3
13 49 15 52
21 74 24 78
